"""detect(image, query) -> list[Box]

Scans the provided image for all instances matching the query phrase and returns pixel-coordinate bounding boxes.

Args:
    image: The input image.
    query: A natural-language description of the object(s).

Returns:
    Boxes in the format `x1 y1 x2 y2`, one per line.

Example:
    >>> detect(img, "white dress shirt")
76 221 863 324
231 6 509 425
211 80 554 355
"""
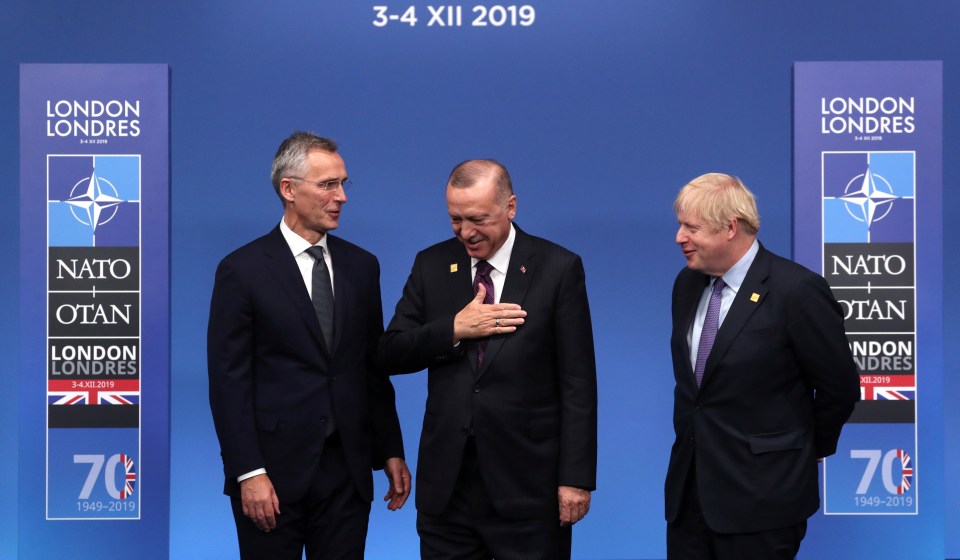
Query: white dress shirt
687 239 759 370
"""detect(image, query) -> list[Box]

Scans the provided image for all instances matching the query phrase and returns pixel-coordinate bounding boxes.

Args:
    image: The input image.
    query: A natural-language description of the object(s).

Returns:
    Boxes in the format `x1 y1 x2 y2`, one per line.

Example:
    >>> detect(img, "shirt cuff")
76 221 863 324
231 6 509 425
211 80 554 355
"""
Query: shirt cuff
237 468 267 483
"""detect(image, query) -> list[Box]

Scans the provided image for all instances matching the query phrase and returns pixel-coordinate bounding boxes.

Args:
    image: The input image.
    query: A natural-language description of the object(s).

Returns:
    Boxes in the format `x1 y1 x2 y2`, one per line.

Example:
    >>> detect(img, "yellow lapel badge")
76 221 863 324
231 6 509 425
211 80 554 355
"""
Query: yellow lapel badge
450 263 458 273
750 293 760 302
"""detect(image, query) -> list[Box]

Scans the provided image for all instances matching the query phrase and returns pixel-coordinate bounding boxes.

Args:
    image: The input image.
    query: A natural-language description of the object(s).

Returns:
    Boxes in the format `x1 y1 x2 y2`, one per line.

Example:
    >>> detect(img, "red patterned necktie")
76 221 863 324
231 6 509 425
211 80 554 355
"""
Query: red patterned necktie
474 260 495 366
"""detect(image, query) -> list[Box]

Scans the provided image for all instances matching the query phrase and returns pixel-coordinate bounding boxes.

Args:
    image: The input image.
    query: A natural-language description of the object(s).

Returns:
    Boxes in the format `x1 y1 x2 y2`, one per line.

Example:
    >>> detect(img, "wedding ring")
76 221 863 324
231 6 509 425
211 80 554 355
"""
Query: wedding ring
495 318 501 327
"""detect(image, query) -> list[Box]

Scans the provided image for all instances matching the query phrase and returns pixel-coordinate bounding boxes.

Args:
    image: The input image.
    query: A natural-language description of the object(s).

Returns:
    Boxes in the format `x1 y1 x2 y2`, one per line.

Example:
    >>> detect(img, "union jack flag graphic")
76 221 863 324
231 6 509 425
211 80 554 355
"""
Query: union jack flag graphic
894 449 913 494
859 374 915 401
873 387 916 401
119 453 136 499
48 379 140 405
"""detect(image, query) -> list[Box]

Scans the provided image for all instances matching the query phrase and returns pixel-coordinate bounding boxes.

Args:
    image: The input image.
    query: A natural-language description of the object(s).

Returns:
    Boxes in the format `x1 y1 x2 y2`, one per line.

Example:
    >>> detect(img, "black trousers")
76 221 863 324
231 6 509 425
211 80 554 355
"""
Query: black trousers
231 434 371 560
667 461 806 560
418 438 571 560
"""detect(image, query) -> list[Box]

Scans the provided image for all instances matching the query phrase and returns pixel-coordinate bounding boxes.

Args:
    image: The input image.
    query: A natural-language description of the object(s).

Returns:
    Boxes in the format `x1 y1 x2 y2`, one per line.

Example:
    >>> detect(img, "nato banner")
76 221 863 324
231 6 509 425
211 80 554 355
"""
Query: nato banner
20 65 169 558
794 61 942 518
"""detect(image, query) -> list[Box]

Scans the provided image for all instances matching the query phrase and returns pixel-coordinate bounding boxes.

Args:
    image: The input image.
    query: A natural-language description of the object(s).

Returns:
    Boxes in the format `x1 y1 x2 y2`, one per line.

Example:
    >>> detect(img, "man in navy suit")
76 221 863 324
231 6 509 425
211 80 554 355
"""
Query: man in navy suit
665 173 860 559
208 131 410 559
380 159 597 560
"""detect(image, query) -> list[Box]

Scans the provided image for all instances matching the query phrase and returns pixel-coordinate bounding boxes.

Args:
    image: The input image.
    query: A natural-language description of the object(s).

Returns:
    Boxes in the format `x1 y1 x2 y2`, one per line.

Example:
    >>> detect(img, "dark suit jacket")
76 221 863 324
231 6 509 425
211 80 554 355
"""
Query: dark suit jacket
208 226 403 504
379 225 597 519
665 243 860 533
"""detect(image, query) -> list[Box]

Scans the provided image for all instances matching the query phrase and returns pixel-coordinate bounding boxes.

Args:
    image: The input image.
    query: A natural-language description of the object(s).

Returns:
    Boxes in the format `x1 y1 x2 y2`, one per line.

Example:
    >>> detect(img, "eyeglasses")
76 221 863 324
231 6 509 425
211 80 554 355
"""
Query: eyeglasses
288 176 352 191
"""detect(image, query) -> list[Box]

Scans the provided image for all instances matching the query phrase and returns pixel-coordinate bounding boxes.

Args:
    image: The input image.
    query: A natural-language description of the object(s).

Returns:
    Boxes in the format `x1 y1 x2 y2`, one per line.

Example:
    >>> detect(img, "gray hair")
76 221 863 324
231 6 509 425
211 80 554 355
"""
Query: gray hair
270 131 339 200
447 159 513 204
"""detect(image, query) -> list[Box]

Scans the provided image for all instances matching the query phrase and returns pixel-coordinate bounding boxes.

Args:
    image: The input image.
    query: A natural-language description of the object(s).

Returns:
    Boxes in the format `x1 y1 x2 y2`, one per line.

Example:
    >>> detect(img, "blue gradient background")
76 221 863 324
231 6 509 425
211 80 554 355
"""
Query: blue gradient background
2 1 957 558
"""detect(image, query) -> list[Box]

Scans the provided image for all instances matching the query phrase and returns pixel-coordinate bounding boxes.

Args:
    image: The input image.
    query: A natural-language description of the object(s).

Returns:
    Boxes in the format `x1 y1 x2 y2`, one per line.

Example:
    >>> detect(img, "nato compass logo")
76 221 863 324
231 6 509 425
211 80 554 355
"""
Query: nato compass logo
48 155 140 247
822 152 914 243
840 169 897 228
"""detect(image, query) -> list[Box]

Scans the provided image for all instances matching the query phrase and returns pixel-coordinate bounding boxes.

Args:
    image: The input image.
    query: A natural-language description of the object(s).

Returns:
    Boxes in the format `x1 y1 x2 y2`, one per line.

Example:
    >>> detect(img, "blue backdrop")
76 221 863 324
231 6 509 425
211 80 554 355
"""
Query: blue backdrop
2 1 957 558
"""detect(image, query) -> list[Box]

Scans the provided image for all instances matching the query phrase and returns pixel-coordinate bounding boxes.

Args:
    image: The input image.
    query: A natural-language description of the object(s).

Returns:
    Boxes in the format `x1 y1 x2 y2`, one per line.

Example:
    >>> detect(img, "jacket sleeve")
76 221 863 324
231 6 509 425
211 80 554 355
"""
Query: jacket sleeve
786 272 861 458
378 252 465 375
366 259 405 467
207 258 264 479
554 255 599 490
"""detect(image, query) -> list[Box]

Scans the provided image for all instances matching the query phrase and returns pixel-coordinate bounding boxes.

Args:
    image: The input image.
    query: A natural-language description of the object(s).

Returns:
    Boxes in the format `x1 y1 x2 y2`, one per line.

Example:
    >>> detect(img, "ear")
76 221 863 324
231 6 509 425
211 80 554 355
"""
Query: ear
726 218 739 240
506 194 517 220
279 178 296 204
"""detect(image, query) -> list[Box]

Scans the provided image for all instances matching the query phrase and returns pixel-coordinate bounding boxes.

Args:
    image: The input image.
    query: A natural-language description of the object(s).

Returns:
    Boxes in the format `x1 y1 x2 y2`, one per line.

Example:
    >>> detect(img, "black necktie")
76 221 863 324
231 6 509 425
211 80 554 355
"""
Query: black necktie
306 245 336 436
306 246 335 351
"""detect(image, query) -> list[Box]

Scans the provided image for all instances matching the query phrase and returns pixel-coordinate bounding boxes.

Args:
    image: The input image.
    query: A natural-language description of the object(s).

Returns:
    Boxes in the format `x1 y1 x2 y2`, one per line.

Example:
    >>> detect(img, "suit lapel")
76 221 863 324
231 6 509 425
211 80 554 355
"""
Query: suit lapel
434 242 472 359
678 273 709 383
445 244 474 308
700 247 771 387
478 228 535 378
329 235 352 356
262 227 328 353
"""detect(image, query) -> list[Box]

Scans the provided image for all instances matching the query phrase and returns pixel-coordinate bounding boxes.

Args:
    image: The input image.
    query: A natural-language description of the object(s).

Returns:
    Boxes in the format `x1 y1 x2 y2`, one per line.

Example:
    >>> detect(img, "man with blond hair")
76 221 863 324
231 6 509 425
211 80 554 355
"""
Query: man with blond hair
664 173 859 559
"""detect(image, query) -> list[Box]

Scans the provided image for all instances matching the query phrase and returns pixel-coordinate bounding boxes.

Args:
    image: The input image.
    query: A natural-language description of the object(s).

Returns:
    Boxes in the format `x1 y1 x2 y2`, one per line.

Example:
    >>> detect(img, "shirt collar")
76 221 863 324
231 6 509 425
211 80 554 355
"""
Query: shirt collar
473 223 516 274
279 218 328 257
720 238 759 293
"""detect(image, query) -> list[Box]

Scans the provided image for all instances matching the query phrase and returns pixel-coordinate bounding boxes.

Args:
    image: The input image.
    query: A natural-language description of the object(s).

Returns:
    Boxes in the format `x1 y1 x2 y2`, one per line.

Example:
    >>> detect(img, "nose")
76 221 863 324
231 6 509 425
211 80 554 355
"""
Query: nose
459 223 477 240
333 184 347 203
675 225 686 244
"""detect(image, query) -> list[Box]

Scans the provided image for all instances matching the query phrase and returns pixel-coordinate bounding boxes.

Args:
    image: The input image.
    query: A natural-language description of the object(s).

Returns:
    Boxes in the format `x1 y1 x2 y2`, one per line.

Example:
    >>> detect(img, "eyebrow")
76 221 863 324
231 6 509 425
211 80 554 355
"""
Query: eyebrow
451 212 489 219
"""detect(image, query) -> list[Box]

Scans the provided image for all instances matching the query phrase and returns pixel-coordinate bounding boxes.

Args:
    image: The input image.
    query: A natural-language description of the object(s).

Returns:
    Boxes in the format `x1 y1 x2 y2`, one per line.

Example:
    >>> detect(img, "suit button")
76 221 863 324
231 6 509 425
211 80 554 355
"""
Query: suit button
320 416 328 423
473 385 480 393
689 436 695 442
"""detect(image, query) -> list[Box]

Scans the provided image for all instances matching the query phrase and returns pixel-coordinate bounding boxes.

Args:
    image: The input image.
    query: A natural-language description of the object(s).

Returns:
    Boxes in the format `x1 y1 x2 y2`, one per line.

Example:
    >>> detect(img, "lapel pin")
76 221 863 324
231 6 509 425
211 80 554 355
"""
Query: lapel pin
450 263 458 273
750 293 760 302
520 265 526 274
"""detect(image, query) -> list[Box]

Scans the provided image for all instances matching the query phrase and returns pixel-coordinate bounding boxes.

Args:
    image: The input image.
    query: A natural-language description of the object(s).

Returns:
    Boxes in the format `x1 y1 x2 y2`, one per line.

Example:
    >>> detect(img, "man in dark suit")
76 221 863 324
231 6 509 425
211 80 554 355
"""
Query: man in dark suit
665 173 860 559
208 131 410 559
379 159 597 559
